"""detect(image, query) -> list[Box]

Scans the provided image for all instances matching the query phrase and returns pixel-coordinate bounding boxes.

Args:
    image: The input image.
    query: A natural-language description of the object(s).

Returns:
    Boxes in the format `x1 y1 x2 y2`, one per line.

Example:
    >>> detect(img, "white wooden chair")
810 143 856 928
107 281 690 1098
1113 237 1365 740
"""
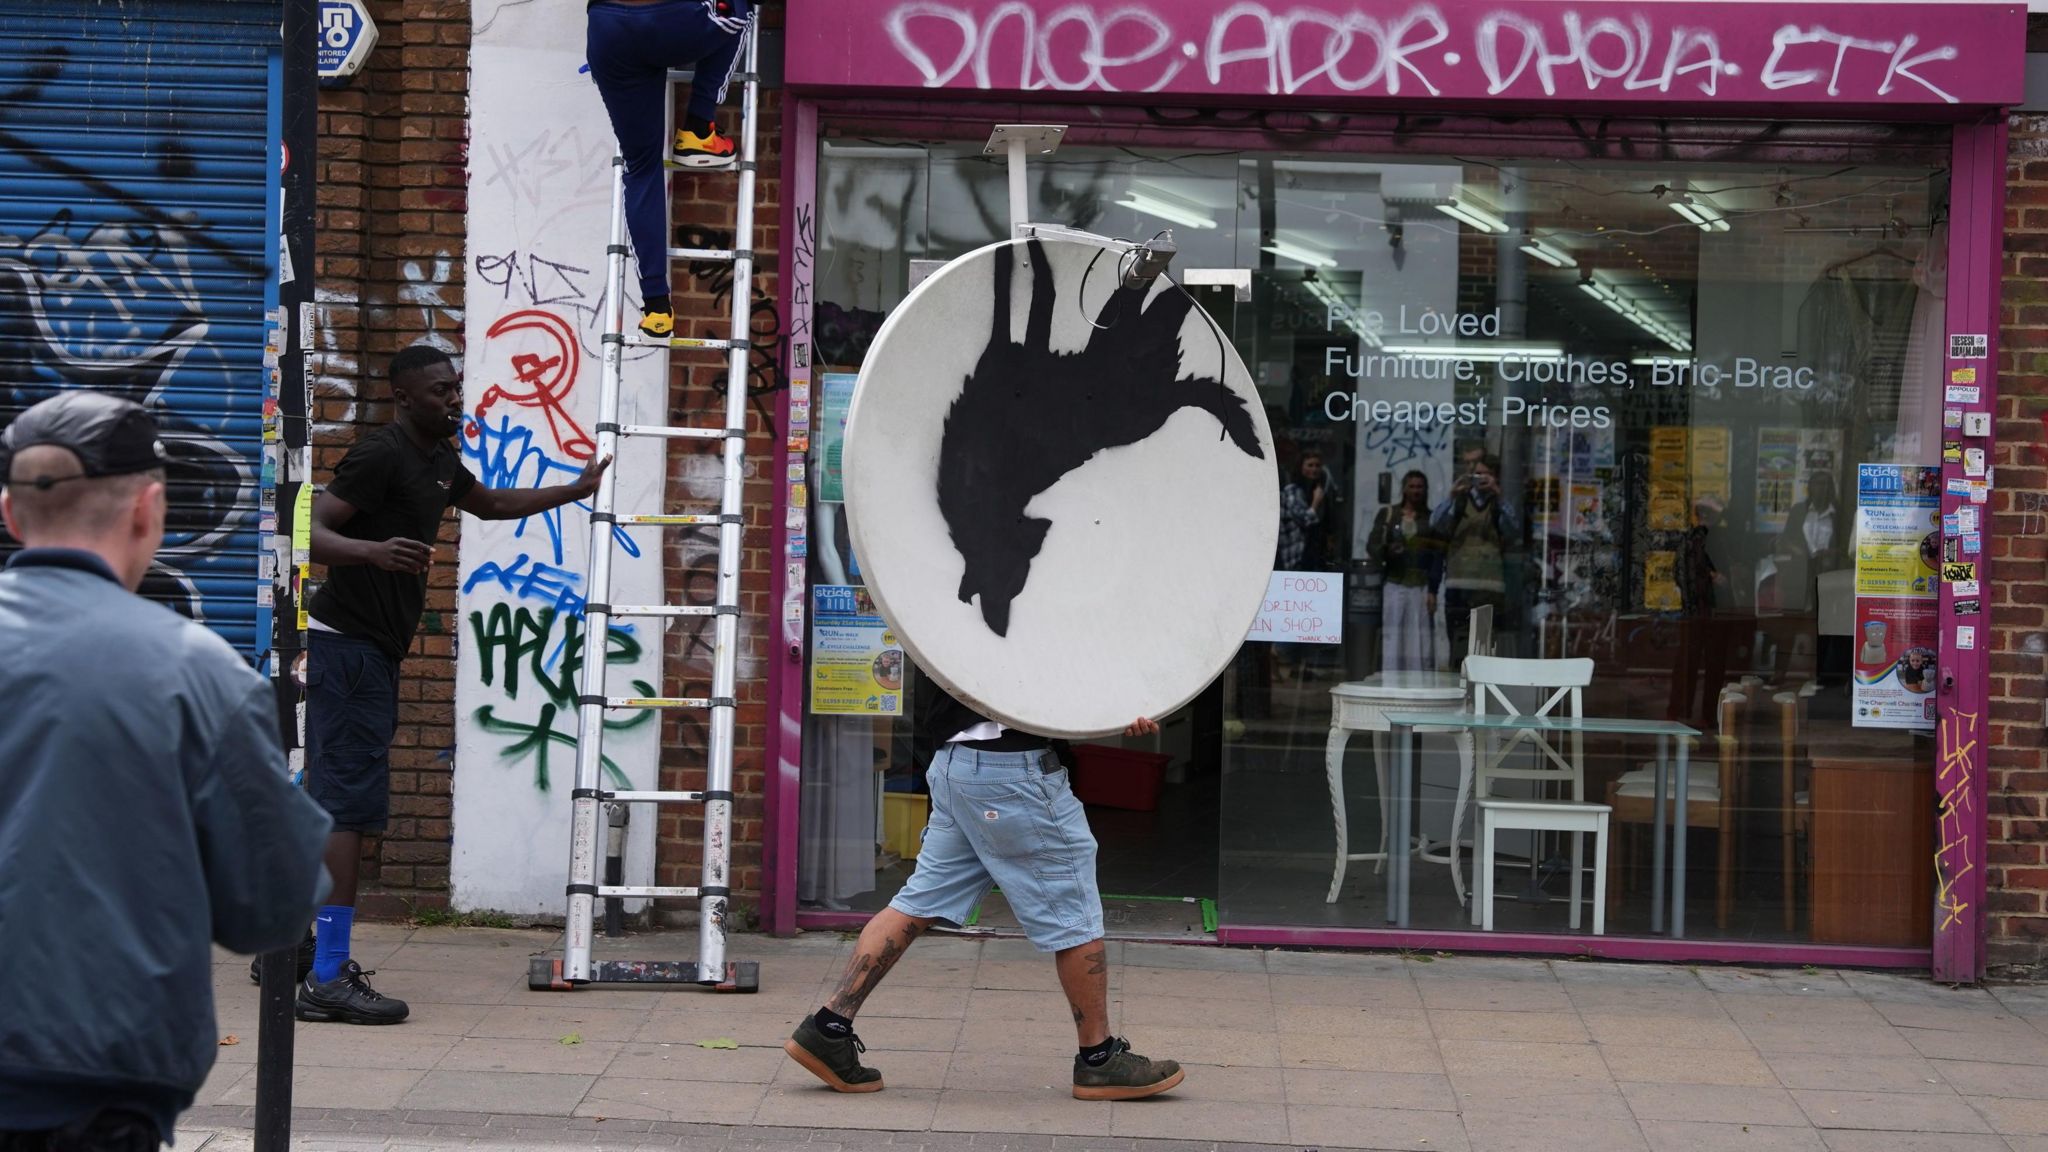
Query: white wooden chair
1450 655 1596 917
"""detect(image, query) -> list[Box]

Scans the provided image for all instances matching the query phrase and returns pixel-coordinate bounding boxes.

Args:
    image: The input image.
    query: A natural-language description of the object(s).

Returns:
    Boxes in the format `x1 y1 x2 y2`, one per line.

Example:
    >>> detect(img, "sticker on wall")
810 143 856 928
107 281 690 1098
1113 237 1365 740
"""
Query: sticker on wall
1959 506 1981 533
1944 408 1964 429
1953 579 1980 598
1965 447 1986 477
1945 385 1980 404
1954 598 1981 615
1950 334 1989 360
1957 625 1977 649
1962 533 1982 556
1969 480 1989 504
1943 442 1963 464
1942 562 1977 583
1950 367 1979 384
1946 477 1972 496
1944 538 1960 563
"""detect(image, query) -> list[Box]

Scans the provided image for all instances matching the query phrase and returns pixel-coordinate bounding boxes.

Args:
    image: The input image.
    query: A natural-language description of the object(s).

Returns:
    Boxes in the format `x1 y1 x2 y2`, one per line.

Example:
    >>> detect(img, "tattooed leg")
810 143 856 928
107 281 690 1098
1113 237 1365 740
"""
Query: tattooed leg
825 907 930 1018
1055 938 1110 1047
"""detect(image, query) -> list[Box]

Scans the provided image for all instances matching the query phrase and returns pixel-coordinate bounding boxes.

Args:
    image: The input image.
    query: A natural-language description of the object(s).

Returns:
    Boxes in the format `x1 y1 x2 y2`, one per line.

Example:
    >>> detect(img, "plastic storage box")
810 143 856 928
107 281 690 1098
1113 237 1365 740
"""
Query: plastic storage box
1069 744 1171 812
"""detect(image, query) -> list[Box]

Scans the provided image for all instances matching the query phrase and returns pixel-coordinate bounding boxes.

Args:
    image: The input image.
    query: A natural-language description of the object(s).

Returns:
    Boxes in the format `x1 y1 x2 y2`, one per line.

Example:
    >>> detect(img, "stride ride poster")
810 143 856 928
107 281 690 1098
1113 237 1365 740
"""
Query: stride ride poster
810 584 903 715
1851 464 1939 730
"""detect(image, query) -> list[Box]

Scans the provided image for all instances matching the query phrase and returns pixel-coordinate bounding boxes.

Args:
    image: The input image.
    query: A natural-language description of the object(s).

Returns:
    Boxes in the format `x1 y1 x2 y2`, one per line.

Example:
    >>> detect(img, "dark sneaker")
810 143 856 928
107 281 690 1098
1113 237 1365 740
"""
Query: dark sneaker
248 931 316 985
783 1013 883 1093
1073 1037 1183 1101
296 960 409 1025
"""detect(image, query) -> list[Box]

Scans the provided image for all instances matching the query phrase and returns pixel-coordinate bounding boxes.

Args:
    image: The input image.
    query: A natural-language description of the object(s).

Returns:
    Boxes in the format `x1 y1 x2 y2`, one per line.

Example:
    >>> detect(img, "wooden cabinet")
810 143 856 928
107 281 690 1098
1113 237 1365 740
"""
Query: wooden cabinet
1808 754 1934 947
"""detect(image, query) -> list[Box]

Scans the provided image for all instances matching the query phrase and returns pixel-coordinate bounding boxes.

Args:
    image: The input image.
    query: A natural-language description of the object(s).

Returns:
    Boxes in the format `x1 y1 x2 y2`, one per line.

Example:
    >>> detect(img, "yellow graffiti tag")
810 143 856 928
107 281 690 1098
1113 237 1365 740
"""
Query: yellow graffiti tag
1935 709 1979 932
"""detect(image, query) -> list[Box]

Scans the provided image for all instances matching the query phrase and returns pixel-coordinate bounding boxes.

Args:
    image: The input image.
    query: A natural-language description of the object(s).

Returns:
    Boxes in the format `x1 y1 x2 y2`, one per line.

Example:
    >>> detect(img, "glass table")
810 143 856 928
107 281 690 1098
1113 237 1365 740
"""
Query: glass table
1381 712 1703 936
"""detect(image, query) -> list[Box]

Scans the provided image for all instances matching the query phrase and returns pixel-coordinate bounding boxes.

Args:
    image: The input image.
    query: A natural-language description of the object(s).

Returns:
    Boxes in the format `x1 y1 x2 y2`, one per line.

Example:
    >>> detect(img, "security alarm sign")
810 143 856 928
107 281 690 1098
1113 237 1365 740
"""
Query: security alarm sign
317 0 378 82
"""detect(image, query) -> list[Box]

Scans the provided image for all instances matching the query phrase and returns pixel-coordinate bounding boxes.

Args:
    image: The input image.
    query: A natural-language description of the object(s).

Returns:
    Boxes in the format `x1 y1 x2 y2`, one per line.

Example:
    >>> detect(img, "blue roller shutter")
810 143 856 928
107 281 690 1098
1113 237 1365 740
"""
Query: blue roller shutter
0 0 279 657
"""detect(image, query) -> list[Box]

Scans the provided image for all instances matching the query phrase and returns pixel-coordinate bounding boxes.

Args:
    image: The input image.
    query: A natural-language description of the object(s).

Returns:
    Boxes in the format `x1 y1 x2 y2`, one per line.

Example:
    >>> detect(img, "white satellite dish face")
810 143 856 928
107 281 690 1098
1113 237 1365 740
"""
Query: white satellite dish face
843 236 1279 739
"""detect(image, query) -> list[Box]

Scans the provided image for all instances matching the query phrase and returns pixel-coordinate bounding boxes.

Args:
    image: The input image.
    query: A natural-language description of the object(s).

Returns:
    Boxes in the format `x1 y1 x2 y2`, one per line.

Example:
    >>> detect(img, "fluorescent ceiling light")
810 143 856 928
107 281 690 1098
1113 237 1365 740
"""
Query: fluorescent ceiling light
1383 343 1565 362
1671 195 1731 232
1435 197 1507 234
1261 240 1337 268
1578 278 1616 304
1115 191 1217 231
1519 237 1576 268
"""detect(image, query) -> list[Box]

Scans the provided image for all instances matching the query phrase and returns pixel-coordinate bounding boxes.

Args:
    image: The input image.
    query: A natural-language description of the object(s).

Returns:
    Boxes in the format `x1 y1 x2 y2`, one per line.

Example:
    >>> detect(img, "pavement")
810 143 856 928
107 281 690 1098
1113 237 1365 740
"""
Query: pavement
184 923 2048 1152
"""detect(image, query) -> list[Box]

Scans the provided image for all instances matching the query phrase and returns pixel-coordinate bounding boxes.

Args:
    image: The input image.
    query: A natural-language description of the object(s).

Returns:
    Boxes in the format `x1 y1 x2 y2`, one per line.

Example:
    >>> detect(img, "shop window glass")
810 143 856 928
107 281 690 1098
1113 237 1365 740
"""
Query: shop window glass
801 134 1949 950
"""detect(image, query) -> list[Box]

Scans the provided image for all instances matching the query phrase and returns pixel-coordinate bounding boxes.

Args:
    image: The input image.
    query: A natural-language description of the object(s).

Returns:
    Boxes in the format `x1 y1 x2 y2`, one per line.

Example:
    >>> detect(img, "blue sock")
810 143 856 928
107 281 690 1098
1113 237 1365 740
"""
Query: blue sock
312 905 354 983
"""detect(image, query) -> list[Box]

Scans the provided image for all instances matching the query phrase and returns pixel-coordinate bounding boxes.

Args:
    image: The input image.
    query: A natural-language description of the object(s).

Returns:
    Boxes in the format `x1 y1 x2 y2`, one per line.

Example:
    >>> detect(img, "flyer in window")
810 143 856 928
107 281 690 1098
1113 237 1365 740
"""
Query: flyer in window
809 584 903 715
1851 464 1939 730
815 373 856 504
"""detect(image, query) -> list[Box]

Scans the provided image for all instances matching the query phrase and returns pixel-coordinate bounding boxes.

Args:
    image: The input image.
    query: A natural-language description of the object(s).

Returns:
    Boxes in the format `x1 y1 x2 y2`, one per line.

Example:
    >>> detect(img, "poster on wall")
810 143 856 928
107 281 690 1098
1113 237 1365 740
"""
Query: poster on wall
1643 550 1681 612
1689 425 1731 508
816 372 856 503
1648 426 1689 531
810 584 904 715
1852 464 1940 730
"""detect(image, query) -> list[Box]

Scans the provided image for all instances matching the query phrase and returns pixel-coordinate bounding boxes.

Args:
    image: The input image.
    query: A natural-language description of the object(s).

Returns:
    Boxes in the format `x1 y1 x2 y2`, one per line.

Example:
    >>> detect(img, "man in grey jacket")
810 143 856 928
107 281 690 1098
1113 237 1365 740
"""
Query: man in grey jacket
0 392 334 1151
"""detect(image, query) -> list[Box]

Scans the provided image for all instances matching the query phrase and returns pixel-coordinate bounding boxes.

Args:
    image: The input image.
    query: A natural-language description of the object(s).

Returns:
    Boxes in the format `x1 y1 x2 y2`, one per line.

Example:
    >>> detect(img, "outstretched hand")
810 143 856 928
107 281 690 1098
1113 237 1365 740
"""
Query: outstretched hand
571 454 613 499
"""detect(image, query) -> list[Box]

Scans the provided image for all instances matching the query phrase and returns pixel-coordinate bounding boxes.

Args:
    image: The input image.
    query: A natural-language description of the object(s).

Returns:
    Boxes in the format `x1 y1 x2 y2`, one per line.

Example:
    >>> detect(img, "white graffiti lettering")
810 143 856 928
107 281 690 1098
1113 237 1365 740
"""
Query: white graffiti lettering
881 2 1967 104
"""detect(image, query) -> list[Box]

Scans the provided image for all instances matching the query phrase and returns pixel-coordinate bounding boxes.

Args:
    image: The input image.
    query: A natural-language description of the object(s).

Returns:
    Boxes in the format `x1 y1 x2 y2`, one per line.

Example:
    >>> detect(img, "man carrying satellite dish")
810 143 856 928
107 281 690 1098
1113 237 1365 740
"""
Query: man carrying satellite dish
785 678 1184 1100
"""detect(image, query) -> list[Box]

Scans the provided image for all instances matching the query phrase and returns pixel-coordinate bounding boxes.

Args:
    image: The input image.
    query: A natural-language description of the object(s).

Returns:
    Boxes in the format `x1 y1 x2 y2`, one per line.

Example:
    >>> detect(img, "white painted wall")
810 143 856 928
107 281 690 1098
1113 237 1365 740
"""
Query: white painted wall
454 0 666 914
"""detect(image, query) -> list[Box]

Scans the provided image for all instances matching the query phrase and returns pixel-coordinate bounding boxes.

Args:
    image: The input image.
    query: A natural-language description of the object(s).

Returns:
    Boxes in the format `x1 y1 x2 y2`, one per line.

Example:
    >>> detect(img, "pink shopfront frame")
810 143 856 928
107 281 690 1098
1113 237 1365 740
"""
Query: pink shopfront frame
761 0 2024 982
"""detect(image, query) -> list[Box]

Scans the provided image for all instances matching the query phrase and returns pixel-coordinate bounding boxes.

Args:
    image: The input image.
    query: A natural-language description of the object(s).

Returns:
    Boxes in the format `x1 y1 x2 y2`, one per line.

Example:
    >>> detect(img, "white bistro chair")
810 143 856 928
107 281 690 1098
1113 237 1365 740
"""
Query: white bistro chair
1449 656 1606 927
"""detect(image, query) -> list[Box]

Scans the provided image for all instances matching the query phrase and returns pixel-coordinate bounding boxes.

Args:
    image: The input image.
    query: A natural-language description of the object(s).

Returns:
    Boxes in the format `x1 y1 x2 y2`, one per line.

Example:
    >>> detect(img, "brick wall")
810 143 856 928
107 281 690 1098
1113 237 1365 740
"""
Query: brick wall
312 1 787 921
1987 18 2048 969
312 0 474 918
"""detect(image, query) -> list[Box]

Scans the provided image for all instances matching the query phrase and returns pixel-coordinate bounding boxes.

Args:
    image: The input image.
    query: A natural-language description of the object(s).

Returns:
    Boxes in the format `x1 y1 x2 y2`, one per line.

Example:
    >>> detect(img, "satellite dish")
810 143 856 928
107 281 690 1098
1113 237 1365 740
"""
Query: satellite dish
842 235 1278 739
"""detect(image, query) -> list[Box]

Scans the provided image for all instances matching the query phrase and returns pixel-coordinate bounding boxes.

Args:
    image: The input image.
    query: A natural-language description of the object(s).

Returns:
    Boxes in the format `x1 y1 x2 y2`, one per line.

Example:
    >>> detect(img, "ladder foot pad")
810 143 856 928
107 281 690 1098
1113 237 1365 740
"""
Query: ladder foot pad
528 958 760 991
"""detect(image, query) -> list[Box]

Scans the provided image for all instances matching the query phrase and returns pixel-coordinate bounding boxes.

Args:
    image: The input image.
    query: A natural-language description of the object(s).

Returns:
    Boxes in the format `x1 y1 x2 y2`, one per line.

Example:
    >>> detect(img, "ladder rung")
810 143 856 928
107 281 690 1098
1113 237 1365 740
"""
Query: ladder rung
607 696 712 709
602 791 706 804
622 333 746 351
599 885 700 900
610 605 719 619
670 246 736 262
617 424 727 441
615 513 719 526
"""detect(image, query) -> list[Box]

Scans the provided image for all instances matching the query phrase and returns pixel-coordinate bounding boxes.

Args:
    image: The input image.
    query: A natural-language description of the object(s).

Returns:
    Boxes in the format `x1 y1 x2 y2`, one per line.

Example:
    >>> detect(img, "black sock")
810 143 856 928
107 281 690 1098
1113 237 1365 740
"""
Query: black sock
1079 1037 1117 1066
815 1006 854 1037
644 294 671 315
684 115 714 137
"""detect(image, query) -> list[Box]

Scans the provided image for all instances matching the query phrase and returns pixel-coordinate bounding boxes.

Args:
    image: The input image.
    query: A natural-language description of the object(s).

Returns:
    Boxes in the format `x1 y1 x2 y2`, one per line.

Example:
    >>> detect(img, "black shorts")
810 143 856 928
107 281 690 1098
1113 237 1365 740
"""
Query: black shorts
305 629 400 833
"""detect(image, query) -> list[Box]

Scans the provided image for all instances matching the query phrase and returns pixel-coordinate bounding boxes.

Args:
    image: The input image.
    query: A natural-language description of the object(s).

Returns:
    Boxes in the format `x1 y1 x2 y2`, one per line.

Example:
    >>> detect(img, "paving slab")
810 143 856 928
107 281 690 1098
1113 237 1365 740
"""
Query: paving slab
196 930 2048 1152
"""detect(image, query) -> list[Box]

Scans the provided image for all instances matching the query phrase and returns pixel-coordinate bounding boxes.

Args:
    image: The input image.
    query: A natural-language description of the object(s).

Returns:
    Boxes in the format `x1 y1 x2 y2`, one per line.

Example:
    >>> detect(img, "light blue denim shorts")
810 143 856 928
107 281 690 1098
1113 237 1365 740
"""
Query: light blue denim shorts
888 744 1103 952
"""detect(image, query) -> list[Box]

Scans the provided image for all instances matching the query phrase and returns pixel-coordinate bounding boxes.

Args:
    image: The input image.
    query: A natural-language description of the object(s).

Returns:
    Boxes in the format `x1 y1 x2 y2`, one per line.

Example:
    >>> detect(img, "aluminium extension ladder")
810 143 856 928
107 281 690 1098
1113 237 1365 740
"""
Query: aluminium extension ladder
529 20 762 994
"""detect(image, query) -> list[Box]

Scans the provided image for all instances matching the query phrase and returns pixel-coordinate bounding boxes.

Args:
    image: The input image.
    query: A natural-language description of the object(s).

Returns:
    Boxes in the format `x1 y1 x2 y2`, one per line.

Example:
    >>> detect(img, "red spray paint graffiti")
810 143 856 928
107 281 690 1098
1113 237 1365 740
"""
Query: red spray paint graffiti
473 308 595 461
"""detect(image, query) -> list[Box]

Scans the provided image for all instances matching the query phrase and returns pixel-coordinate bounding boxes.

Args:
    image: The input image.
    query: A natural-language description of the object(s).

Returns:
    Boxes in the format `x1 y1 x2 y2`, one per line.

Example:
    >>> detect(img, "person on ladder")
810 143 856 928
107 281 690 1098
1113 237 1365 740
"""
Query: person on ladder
586 0 752 339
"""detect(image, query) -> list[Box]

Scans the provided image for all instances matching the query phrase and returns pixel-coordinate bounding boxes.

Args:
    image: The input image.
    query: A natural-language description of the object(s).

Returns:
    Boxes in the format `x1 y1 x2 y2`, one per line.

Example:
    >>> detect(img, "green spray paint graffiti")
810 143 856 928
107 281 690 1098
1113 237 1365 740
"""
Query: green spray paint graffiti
469 604 655 791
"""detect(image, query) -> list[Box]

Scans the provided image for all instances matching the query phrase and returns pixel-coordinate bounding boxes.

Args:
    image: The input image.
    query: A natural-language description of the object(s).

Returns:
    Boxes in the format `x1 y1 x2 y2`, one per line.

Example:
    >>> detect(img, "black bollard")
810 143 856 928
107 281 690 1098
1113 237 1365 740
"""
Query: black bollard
253 947 297 1152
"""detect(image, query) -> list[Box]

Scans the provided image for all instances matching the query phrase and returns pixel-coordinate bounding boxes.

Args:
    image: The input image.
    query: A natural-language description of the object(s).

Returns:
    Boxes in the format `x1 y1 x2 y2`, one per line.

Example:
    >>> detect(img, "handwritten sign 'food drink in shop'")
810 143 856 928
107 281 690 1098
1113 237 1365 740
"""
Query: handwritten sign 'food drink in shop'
1249 572 1342 645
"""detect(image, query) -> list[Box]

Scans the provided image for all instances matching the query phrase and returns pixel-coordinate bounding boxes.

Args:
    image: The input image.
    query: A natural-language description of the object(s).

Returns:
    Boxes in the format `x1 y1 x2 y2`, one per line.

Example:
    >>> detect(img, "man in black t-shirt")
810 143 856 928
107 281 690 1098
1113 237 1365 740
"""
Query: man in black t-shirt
293 344 607 1025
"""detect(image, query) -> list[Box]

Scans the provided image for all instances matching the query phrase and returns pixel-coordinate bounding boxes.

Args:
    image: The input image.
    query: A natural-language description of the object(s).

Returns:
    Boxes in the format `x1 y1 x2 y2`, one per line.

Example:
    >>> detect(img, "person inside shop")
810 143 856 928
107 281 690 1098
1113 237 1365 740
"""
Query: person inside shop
1432 446 1519 659
1274 451 1329 683
1769 469 1847 684
1368 469 1444 672
1668 494 1732 726
586 0 752 339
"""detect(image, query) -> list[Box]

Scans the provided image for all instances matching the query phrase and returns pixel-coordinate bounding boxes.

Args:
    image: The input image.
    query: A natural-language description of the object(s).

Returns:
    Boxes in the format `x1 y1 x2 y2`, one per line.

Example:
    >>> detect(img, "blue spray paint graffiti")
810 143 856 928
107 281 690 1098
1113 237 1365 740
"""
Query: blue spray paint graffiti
0 17 274 652
461 412 641 564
